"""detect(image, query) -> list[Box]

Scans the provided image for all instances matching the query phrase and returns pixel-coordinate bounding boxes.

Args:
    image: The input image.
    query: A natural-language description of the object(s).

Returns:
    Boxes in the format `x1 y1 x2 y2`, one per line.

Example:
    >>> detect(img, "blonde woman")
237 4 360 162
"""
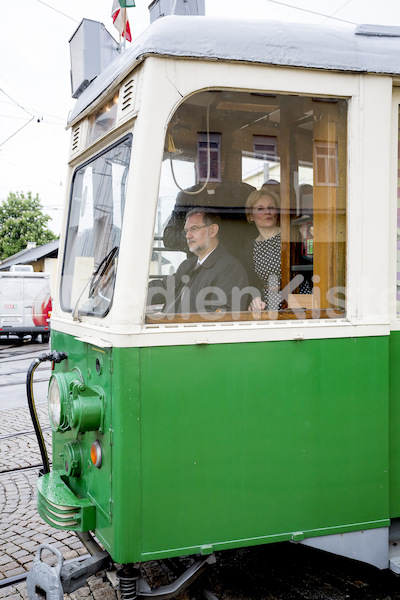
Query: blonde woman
242 189 281 311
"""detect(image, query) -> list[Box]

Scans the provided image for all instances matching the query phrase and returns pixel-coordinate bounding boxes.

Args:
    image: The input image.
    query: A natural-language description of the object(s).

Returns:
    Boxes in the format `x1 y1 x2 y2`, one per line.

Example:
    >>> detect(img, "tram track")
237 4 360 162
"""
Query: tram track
0 427 51 441
0 354 50 365
0 365 49 374
0 417 52 476
0 352 50 364
0 553 92 591
0 571 29 590
0 341 31 352
0 463 47 476
0 376 49 388
0 343 50 360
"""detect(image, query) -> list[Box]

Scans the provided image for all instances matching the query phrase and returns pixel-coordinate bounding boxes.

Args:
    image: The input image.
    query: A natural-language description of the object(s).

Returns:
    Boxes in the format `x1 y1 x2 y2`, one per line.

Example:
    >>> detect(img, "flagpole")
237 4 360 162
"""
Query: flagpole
123 7 127 51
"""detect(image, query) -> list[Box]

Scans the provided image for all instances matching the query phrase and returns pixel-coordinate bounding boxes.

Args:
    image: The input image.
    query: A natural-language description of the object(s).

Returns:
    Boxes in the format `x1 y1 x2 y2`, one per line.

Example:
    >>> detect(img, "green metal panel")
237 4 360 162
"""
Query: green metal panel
390 330 400 516
47 332 390 564
136 336 389 560
108 346 141 559
49 331 114 551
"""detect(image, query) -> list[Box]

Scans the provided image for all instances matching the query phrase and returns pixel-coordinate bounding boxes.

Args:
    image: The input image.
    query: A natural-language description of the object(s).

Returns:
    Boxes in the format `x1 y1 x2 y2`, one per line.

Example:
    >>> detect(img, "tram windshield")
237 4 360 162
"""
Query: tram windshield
60 135 131 317
147 90 346 322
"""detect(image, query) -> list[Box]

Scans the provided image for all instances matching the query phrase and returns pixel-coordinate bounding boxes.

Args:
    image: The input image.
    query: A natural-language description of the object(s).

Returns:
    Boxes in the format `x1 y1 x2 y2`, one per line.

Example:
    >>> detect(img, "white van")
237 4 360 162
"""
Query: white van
0 266 52 343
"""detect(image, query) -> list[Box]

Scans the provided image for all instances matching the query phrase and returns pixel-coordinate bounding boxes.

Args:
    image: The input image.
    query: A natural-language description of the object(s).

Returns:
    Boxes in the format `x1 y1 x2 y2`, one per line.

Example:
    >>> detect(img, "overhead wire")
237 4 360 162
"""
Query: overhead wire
321 0 353 24
0 88 35 117
0 3 73 151
0 80 66 123
0 3 72 153
0 88 39 148
0 116 36 148
265 0 356 25
35 0 79 23
0 88 66 149
34 0 358 29
0 154 64 187
0 103 66 124
0 114 39 121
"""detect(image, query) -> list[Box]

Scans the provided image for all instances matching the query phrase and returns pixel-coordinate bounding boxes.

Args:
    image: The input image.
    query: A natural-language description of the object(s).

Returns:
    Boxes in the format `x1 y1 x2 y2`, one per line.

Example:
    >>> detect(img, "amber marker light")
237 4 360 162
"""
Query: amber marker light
90 440 102 468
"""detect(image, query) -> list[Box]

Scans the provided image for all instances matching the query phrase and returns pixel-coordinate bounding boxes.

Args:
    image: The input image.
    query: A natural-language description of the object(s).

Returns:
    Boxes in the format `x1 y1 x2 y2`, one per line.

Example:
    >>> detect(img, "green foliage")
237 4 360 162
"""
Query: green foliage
0 192 58 260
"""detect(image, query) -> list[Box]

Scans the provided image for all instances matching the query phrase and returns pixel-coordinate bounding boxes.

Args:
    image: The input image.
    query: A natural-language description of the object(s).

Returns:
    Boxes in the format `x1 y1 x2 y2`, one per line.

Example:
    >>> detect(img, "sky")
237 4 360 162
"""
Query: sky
1 0 400 236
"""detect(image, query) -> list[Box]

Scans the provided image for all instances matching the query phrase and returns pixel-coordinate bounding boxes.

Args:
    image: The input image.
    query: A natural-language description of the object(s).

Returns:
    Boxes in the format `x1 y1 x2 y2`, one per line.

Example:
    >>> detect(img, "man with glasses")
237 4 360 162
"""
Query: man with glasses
163 180 256 260
148 209 248 315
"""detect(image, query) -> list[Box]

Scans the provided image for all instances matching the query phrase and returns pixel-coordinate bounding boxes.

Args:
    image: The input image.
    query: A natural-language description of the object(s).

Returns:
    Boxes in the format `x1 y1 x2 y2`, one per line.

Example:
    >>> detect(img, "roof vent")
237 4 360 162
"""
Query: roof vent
355 24 400 37
148 0 205 22
69 19 120 99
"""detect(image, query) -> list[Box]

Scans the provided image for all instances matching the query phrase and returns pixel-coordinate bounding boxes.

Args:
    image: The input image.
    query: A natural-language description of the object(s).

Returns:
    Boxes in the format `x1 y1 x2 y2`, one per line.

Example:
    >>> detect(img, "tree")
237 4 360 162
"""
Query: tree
0 192 58 260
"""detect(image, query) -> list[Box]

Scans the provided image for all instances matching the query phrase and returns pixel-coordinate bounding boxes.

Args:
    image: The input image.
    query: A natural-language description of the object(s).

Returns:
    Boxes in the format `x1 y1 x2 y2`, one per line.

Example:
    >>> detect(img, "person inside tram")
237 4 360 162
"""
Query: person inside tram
148 208 249 314
162 159 256 260
242 185 313 312
260 178 280 197
241 188 282 311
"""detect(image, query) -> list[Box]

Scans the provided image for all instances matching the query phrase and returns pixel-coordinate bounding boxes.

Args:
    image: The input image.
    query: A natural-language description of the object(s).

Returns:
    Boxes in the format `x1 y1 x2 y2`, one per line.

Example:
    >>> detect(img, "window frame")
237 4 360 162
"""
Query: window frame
60 133 132 318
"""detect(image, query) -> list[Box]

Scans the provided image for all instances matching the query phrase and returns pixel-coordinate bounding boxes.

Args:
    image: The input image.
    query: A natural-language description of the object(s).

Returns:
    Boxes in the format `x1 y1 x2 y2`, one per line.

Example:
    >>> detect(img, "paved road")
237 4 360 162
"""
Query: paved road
0 338 49 410
0 337 117 600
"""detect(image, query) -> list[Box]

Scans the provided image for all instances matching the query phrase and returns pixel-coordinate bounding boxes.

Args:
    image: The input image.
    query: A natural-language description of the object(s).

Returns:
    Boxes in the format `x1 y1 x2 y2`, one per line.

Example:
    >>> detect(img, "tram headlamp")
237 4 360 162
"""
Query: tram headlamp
48 372 76 431
48 371 104 434
48 376 62 430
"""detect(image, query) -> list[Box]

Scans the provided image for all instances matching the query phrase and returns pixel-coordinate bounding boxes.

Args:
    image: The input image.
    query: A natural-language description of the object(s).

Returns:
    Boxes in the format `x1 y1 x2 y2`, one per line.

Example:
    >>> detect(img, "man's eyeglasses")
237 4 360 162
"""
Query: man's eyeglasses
182 225 209 237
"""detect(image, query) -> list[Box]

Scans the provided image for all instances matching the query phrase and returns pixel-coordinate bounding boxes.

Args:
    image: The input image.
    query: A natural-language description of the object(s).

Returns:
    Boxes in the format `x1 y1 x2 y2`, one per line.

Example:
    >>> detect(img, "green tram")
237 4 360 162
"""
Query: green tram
26 8 400 599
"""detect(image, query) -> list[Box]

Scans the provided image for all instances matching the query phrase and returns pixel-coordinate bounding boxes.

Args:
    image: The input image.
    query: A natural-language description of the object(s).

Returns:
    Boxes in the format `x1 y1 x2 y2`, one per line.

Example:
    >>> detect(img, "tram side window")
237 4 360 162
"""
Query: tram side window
146 91 346 322
60 135 132 317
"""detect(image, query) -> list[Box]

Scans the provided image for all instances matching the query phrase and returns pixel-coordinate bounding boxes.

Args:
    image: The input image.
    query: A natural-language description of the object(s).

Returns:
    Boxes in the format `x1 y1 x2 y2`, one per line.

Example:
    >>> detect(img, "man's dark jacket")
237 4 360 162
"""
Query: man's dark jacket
148 243 249 314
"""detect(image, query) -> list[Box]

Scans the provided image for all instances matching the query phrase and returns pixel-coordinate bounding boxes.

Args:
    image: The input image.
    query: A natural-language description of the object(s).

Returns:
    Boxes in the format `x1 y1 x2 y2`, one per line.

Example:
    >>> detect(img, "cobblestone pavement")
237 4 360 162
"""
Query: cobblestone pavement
0 405 51 471
0 403 117 600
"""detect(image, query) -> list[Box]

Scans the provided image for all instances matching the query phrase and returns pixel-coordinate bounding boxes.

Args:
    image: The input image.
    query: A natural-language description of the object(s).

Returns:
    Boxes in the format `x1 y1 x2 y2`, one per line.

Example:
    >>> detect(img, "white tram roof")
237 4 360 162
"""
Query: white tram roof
68 16 400 125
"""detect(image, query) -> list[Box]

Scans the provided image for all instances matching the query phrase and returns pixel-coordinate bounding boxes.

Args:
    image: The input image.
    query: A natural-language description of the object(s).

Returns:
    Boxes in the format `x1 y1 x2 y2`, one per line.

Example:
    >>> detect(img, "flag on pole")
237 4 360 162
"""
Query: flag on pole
112 0 132 42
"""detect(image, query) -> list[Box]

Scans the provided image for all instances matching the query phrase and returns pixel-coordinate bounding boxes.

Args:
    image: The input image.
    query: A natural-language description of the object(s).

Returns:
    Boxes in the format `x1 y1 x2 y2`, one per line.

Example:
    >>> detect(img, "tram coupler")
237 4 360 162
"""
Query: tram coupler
123 553 216 600
26 543 111 600
59 550 111 593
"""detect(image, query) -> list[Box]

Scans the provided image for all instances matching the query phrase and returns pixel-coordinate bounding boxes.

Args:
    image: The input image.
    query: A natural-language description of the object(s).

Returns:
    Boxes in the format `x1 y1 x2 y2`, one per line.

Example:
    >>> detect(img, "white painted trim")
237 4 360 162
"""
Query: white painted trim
390 89 400 331
51 315 389 348
346 76 392 324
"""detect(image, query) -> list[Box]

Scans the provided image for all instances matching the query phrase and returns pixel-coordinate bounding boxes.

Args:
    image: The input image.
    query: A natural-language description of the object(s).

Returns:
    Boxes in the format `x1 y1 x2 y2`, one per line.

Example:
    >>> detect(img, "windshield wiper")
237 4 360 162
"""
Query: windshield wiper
89 246 119 297
72 246 119 321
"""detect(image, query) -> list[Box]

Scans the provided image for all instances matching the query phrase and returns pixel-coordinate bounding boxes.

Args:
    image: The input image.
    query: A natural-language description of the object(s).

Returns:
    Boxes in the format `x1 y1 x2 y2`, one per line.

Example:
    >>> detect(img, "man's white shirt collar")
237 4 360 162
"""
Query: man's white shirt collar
197 246 216 266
